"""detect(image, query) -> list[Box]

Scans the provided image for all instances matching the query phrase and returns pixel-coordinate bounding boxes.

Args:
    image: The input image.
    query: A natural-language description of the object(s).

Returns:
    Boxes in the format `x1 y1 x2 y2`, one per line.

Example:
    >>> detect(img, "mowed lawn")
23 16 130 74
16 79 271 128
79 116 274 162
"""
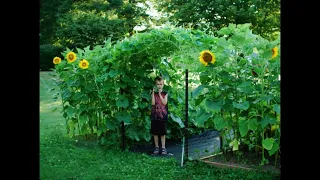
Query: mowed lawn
40 71 280 180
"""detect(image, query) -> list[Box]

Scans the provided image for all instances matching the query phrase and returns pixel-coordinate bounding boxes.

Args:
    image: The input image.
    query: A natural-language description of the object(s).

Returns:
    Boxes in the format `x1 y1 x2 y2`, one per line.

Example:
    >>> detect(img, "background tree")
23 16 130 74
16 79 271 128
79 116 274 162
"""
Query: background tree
40 0 151 48
40 0 151 70
54 0 150 49
152 0 280 40
40 0 69 44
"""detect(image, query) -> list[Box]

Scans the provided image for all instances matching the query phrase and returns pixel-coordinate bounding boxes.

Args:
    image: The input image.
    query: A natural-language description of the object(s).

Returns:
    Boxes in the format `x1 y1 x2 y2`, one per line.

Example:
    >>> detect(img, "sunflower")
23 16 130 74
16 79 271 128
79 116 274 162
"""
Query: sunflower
53 56 61 65
79 59 89 69
271 47 278 59
199 50 216 66
66 52 77 63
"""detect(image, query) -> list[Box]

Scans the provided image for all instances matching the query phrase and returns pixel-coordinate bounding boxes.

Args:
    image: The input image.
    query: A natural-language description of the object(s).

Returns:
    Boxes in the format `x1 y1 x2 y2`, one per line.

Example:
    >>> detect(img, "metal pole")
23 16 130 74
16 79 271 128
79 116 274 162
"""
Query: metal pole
120 76 125 151
185 69 189 161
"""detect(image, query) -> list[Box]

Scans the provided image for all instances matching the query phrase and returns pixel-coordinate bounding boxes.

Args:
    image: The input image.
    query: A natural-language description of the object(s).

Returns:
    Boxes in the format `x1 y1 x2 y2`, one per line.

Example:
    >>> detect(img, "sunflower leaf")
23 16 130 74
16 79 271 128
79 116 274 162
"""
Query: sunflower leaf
261 116 277 128
76 48 84 56
217 38 229 48
213 115 225 131
194 109 211 127
268 141 279 156
248 118 258 131
115 111 131 123
262 138 274 150
79 114 88 124
108 69 119 78
233 101 250 110
195 95 205 106
217 27 232 36
169 112 185 128
238 119 249 137
273 104 280 114
161 70 170 81
192 85 204 98
116 95 129 108
205 99 223 112
106 120 116 130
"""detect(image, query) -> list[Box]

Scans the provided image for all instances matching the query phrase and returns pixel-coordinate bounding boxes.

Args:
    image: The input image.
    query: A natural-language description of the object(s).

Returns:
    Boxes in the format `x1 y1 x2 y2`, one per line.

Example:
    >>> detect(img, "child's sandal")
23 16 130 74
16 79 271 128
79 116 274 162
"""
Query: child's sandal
153 147 160 154
161 148 167 155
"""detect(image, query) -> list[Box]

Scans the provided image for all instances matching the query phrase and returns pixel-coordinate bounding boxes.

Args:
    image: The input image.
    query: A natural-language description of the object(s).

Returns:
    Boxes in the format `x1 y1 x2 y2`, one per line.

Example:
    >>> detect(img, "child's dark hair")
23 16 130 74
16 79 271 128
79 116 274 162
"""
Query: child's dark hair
154 76 163 82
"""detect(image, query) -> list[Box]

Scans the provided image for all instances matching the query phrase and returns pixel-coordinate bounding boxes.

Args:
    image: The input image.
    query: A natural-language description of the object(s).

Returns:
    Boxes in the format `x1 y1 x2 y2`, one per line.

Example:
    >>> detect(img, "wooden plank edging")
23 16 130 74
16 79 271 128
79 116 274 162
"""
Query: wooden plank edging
201 160 254 171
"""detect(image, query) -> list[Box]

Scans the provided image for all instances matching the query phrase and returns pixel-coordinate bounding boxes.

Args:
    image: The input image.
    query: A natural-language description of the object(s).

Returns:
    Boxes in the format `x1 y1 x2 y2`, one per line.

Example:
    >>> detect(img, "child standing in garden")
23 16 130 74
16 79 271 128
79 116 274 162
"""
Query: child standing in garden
150 76 169 155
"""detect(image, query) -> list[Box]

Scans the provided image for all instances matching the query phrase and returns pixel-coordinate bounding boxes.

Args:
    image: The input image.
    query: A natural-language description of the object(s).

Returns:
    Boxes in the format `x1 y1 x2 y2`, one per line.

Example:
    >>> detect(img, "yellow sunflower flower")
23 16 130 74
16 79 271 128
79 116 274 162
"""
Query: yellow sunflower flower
66 52 77 63
53 56 61 65
199 50 216 66
271 47 278 59
79 59 89 69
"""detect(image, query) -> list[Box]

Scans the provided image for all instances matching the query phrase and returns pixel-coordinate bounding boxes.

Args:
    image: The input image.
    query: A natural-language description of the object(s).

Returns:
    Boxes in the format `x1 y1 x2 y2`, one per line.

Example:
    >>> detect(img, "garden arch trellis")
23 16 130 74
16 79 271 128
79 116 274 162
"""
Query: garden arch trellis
53 24 280 166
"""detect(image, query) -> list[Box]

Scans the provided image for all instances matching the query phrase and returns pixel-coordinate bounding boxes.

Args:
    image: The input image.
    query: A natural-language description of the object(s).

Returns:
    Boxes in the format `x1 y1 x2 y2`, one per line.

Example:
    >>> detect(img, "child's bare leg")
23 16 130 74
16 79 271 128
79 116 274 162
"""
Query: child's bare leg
160 135 166 148
154 135 159 147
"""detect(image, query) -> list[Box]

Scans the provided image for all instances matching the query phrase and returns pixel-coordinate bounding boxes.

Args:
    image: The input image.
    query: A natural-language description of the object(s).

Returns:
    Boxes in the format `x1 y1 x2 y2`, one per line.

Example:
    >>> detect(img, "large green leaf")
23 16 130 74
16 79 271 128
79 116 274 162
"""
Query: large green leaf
192 85 204 97
66 106 74 118
161 70 170 81
213 115 225 131
195 95 205 106
217 27 231 36
261 95 274 102
199 72 211 84
243 44 253 55
79 114 88 124
169 113 185 128
230 33 245 45
262 138 275 150
233 101 250 110
219 71 232 80
261 116 277 128
62 89 72 99
131 109 141 117
115 111 131 123
195 112 212 127
244 32 257 44
237 86 254 94
228 23 236 31
238 119 249 137
273 104 280 114
116 95 129 108
262 49 272 59
106 120 116 130
108 69 119 78
237 81 254 93
141 90 151 101
238 81 252 87
248 118 258 131
205 99 223 112
222 99 234 111
73 92 84 101
268 141 280 156
122 74 133 82
138 101 148 109
238 23 252 32
178 96 184 104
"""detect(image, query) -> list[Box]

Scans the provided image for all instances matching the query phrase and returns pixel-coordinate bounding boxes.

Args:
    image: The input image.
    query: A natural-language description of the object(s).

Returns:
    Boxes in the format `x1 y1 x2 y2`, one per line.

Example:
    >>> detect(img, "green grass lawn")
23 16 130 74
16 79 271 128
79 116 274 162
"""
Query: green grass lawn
40 71 280 180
